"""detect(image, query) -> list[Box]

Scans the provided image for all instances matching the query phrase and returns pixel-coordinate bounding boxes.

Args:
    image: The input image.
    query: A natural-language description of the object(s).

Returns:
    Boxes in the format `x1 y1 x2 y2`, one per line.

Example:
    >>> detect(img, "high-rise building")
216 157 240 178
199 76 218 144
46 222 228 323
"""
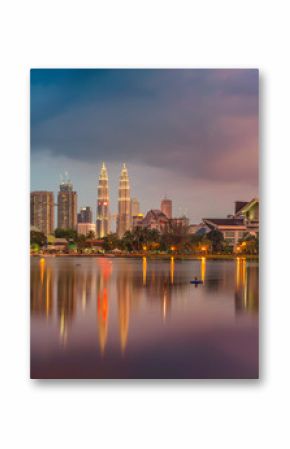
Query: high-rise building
130 197 140 228
161 197 172 219
77 206 93 224
96 162 110 238
57 179 77 229
77 222 96 236
130 197 140 217
30 191 54 235
117 163 131 237
132 213 144 229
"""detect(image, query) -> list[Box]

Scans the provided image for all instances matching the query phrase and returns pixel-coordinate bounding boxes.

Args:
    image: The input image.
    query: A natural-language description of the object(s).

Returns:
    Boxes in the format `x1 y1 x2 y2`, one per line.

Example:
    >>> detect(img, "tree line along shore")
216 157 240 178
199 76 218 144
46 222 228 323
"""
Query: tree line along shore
31 226 259 258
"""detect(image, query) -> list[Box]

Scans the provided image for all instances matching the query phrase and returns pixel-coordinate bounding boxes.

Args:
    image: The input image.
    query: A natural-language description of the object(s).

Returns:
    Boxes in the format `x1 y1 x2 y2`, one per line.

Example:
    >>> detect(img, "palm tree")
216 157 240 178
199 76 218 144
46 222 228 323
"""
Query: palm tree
86 230 95 240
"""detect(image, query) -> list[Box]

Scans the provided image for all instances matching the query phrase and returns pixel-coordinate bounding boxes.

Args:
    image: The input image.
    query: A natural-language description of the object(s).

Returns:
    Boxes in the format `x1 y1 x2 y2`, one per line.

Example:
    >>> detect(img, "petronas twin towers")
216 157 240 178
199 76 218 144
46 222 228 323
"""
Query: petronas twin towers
96 162 110 238
96 162 131 238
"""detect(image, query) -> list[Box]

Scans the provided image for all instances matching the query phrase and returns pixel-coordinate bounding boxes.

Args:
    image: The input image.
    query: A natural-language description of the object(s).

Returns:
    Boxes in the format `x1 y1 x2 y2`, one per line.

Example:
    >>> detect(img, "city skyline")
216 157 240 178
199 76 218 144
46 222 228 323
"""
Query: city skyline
30 68 259 381
31 69 258 223
30 163 258 233
30 163 200 234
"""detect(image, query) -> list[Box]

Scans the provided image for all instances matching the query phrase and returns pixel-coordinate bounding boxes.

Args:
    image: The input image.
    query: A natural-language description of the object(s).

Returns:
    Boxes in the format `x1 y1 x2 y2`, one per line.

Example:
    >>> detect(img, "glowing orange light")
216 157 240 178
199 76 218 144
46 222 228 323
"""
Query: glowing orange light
170 246 176 251
241 242 246 247
143 245 147 251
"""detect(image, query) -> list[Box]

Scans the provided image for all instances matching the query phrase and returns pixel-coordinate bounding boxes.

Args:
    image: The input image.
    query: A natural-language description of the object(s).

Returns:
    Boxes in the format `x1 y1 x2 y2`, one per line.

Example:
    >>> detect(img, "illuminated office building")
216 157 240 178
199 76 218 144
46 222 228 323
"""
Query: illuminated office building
77 206 93 224
57 178 77 230
96 162 110 238
117 163 131 237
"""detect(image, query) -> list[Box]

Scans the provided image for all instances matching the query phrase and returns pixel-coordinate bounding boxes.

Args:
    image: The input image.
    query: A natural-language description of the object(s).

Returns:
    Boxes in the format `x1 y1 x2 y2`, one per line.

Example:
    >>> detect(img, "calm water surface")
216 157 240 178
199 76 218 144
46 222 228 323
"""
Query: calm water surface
31 256 259 379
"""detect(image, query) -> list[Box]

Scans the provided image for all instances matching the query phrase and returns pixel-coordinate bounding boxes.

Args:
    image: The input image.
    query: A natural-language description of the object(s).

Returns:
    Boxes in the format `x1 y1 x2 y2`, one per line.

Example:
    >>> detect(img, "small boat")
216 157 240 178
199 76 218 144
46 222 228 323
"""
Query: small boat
190 280 203 285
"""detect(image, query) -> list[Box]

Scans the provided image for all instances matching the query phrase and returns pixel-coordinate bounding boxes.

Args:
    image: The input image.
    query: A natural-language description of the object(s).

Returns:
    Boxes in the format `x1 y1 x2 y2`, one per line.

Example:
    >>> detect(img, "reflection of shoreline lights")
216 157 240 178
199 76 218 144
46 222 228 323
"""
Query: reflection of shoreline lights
235 258 258 314
118 281 130 353
82 277 86 311
46 267 51 317
235 257 248 310
142 257 147 286
59 310 68 345
200 257 206 282
170 257 174 285
243 259 247 308
236 257 241 288
40 258 45 285
163 291 168 320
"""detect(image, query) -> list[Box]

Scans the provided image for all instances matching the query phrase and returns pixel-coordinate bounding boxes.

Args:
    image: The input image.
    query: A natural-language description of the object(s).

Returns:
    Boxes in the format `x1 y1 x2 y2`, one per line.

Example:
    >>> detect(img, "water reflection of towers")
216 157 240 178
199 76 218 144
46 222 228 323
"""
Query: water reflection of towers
31 257 258 355
31 258 97 345
57 266 77 343
96 259 112 354
31 258 54 318
116 268 132 353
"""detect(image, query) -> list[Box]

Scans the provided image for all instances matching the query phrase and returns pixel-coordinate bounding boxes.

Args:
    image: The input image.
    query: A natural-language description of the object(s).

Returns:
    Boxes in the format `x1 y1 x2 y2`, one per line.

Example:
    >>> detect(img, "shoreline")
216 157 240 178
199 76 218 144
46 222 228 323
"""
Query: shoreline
31 253 259 261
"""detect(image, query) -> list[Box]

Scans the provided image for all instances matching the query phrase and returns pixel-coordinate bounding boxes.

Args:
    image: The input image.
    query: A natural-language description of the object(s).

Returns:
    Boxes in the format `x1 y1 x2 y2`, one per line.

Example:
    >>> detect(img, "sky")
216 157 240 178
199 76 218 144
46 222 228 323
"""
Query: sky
30 69 259 226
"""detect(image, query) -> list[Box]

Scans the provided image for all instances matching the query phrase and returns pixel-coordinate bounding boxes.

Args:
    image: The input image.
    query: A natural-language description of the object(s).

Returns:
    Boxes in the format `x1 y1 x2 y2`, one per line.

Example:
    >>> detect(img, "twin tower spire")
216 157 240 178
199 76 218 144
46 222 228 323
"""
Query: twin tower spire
96 162 130 238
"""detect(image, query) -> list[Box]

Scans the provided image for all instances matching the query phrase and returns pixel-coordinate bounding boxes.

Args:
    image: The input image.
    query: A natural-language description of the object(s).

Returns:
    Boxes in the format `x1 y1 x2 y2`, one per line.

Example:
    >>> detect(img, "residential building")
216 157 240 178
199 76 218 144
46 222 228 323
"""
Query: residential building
30 191 54 235
202 198 259 250
203 218 247 249
57 179 77 229
77 206 93 224
77 223 96 236
234 198 259 234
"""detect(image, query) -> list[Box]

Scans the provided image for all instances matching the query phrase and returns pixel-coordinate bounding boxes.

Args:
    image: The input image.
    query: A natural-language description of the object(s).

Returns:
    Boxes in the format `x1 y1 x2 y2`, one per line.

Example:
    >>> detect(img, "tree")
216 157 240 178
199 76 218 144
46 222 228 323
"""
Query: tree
30 230 47 247
76 234 87 252
103 233 121 251
161 221 189 252
206 230 224 253
86 230 95 240
239 233 259 255
122 231 135 251
54 228 77 241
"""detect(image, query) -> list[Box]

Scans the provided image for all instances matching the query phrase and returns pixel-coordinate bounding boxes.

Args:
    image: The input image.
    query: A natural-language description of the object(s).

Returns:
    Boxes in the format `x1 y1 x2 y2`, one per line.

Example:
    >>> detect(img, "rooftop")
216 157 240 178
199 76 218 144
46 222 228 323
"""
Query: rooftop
203 218 245 226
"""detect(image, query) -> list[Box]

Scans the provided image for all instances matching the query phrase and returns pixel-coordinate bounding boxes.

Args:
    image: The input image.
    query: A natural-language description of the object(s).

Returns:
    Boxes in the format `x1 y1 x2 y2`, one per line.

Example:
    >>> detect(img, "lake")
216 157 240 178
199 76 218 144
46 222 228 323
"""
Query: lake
30 256 259 379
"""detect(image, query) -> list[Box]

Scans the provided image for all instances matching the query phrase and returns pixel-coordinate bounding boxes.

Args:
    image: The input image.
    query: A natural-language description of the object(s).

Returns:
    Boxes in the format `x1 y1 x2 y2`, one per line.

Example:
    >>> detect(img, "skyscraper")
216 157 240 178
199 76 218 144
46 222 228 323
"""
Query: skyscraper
130 197 140 227
77 206 93 224
161 197 172 219
130 197 140 217
57 179 77 229
117 163 131 237
30 191 54 235
96 162 110 238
